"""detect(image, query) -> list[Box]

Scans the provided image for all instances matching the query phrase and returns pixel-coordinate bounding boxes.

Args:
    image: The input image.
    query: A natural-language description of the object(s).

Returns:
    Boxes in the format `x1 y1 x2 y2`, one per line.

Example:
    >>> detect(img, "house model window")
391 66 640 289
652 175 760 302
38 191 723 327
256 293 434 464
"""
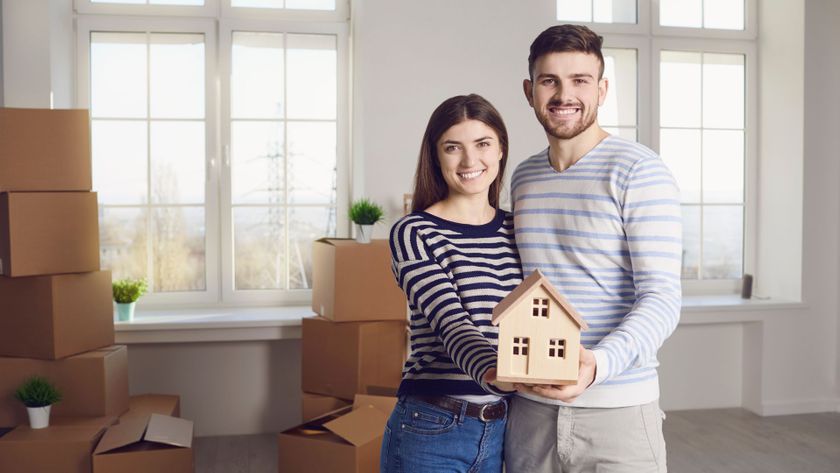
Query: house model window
532 298 549 318
549 339 566 359
512 337 529 356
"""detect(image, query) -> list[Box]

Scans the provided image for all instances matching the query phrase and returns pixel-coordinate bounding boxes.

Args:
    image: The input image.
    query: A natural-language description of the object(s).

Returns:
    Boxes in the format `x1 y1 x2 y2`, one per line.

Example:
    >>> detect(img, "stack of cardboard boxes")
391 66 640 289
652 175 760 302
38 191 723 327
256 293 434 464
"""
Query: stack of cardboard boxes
0 108 193 473
278 238 409 473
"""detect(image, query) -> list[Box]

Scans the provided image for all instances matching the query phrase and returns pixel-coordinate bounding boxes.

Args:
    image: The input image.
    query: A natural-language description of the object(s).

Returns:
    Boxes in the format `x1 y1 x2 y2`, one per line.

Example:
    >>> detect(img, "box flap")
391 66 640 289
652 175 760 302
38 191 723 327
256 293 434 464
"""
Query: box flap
353 394 397 415
315 238 354 246
94 416 149 455
143 413 193 448
323 405 387 447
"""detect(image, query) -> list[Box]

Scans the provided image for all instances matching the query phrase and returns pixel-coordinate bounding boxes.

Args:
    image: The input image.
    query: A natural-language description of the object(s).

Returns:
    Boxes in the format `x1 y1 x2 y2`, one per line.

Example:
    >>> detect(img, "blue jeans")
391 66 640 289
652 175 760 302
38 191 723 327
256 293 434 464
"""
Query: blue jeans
380 396 507 473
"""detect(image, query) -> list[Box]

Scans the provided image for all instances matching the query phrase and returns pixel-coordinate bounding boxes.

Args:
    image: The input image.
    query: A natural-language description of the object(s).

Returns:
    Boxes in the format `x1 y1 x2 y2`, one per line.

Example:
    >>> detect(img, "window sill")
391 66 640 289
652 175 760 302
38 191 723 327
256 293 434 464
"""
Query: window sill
114 296 806 344
114 306 316 344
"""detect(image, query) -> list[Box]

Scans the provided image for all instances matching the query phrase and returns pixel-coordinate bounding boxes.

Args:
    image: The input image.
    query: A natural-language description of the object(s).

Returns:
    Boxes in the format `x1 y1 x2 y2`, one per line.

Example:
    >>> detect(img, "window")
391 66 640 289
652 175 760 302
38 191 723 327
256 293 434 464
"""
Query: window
532 298 550 318
512 337 530 356
555 0 756 292
549 339 566 358
77 1 349 307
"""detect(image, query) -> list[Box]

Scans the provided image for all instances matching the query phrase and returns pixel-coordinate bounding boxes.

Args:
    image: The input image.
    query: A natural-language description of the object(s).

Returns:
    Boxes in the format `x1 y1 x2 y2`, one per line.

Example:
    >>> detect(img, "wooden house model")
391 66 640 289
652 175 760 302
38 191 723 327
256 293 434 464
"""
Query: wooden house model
492 269 589 385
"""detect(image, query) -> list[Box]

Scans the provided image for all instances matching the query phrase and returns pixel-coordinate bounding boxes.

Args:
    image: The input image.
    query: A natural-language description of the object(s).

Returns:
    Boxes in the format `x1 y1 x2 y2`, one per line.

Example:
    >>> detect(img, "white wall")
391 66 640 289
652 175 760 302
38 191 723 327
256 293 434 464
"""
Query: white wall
1 0 838 436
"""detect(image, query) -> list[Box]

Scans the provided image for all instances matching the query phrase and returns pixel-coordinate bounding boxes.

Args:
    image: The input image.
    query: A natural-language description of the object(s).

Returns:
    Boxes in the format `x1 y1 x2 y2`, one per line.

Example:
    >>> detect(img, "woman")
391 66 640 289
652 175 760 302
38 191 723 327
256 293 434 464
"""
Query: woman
381 94 522 473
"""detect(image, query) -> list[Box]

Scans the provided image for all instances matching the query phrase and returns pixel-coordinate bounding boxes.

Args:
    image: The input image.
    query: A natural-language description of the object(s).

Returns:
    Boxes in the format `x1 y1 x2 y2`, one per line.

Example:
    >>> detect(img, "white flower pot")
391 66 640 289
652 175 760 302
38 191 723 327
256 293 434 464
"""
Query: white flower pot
27 405 51 429
355 224 373 244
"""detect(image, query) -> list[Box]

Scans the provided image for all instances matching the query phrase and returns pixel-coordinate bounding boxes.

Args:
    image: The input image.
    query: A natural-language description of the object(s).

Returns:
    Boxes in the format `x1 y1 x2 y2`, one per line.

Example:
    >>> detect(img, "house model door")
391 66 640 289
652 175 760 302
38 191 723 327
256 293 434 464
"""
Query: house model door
511 337 529 375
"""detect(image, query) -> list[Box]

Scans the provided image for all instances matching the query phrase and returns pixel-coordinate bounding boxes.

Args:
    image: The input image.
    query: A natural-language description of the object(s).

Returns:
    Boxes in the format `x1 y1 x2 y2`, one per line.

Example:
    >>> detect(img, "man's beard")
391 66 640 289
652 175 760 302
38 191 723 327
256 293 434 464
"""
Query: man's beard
537 103 598 140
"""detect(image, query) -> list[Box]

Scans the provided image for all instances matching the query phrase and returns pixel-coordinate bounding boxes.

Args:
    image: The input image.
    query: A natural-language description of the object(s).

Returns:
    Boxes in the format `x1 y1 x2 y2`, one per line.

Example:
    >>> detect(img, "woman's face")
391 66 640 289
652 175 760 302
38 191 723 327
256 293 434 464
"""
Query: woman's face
436 119 503 201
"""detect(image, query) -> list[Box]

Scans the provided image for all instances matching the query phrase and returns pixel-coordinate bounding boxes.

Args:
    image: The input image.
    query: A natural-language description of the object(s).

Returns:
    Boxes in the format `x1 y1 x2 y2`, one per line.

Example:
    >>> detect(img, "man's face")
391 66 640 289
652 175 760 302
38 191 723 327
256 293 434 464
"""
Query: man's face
524 51 608 141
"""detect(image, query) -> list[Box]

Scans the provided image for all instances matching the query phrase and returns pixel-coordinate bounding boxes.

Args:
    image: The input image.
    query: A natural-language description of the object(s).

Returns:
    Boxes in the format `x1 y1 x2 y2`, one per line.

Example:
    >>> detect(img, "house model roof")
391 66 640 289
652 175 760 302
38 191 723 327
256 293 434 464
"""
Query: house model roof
492 269 589 331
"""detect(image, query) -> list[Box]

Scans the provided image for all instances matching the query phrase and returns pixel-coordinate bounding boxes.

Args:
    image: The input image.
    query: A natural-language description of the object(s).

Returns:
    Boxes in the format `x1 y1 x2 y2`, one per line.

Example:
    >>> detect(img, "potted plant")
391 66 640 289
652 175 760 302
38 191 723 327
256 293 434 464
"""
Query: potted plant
15 376 62 429
349 199 384 244
112 278 148 322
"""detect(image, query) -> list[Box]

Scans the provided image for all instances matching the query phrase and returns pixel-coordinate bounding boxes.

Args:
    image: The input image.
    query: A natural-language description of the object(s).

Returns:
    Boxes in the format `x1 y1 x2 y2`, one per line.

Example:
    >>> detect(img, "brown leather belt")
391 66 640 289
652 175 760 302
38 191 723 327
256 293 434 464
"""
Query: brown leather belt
412 395 507 422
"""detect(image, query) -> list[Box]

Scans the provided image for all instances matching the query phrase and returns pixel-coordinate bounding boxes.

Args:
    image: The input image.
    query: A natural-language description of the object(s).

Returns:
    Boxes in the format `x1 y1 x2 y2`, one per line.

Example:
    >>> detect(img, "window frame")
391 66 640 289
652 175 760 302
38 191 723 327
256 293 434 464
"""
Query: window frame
76 15 221 307
218 17 350 306
651 37 758 295
560 1 757 295
76 3 349 309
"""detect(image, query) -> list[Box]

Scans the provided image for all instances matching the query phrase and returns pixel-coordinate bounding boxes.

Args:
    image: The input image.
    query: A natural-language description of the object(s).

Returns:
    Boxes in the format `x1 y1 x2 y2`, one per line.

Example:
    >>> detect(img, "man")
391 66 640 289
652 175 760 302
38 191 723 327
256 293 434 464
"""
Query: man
505 24 682 473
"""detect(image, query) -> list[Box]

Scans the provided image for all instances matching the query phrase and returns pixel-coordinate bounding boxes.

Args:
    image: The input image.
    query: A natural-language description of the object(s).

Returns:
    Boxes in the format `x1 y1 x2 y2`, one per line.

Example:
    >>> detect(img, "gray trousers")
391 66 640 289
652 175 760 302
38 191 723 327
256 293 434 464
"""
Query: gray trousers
504 396 667 473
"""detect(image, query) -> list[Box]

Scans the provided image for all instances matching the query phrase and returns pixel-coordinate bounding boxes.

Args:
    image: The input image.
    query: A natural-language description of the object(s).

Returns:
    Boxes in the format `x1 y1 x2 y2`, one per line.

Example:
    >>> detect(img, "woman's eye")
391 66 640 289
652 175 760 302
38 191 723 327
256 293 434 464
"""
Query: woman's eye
477 141 490 148
444 145 458 152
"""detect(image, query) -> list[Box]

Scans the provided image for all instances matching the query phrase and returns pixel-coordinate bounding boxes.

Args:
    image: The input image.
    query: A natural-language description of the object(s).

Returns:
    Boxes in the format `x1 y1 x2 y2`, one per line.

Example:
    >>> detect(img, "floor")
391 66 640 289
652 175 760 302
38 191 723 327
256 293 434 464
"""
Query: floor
193 409 840 473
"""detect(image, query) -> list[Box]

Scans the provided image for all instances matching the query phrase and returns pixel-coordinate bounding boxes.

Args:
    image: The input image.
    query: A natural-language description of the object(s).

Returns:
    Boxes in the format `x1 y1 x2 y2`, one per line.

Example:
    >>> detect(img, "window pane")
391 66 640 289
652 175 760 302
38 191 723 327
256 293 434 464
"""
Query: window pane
232 0 284 7
660 51 701 128
92 120 148 205
601 48 636 127
287 34 337 120
556 0 591 22
660 129 701 203
152 206 206 291
702 53 744 129
231 121 285 205
100 207 147 280
593 0 636 23
232 32 284 119
660 0 701 27
91 32 147 118
703 206 743 279
681 206 700 279
703 130 744 204
289 206 336 290
92 0 145 4
704 0 744 30
288 121 336 205
150 34 205 119
234 207 286 290
150 121 205 204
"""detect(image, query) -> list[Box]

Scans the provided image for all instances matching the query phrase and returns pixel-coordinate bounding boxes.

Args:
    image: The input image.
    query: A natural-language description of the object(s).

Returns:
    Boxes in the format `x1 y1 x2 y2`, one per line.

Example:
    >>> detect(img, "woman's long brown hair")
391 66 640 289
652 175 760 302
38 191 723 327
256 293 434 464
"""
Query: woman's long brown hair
411 94 509 213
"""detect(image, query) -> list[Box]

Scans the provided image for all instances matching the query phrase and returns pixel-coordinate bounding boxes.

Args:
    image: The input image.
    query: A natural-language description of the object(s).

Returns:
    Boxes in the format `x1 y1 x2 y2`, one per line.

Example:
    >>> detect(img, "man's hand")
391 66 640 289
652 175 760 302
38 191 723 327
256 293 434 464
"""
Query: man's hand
515 346 597 403
482 367 516 392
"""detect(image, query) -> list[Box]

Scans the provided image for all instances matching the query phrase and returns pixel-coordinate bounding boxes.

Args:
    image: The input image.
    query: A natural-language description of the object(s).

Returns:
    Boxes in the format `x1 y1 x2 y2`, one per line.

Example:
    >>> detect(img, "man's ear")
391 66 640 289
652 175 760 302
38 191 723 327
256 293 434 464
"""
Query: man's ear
598 77 609 107
523 78 535 107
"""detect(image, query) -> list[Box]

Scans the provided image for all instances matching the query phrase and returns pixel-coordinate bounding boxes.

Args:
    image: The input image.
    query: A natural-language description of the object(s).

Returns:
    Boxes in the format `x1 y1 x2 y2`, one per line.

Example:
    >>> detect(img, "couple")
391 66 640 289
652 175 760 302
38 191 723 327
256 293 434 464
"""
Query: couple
381 24 682 473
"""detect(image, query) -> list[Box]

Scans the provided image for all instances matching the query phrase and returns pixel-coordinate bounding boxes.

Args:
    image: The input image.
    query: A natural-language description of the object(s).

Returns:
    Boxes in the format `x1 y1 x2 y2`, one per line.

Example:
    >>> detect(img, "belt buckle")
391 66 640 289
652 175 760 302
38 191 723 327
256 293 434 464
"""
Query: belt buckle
478 403 491 422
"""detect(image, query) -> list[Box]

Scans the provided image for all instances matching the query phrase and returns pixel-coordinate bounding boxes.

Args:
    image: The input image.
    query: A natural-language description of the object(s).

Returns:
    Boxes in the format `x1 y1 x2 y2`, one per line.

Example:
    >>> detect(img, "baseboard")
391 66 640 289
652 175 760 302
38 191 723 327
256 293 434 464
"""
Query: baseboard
758 398 839 416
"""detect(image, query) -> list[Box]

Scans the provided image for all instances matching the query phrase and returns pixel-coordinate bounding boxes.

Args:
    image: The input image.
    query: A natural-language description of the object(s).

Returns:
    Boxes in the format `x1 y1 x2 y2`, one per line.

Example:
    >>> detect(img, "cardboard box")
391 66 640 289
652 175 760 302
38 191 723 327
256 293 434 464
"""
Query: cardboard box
302 392 352 423
121 394 181 420
0 345 129 427
0 271 114 359
0 108 92 192
311 238 407 322
302 316 406 400
93 413 194 473
0 192 100 277
278 394 397 473
0 416 116 473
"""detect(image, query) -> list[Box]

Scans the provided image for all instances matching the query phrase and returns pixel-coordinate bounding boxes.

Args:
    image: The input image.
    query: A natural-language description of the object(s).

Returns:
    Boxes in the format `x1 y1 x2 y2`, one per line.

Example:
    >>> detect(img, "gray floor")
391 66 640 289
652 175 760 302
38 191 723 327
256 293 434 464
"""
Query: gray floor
194 409 840 473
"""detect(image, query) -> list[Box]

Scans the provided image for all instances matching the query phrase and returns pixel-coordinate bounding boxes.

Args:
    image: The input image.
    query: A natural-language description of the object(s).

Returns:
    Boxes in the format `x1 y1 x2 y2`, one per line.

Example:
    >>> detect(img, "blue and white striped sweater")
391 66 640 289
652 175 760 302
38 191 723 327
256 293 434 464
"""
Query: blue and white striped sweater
389 210 522 397
512 135 682 408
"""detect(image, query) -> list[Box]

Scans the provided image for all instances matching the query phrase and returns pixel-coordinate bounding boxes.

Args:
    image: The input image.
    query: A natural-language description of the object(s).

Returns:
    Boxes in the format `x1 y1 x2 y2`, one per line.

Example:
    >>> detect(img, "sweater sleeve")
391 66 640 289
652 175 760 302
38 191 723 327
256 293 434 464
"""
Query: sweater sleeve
591 157 683 385
390 217 509 395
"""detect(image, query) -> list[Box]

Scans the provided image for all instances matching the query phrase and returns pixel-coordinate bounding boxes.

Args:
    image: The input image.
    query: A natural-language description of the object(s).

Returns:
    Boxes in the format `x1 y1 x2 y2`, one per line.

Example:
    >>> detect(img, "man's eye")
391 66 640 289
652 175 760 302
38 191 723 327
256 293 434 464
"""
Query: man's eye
574 79 588 85
542 79 556 85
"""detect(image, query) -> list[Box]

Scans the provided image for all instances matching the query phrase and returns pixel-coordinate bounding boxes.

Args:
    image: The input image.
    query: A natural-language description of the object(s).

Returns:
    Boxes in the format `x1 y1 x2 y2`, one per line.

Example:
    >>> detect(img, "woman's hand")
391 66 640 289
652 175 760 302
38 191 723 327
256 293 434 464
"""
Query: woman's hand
482 367 516 392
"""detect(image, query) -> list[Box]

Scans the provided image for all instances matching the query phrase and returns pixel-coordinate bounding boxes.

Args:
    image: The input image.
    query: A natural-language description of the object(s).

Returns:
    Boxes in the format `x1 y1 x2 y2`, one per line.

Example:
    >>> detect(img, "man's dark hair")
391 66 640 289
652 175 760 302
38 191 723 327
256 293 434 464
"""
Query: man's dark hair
528 24 605 80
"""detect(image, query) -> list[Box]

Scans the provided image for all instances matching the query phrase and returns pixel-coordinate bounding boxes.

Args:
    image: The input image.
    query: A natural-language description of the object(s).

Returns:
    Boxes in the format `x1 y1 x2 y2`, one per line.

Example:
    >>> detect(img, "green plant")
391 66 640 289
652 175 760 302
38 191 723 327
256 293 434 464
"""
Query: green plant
112 278 148 303
349 199 384 225
15 376 62 408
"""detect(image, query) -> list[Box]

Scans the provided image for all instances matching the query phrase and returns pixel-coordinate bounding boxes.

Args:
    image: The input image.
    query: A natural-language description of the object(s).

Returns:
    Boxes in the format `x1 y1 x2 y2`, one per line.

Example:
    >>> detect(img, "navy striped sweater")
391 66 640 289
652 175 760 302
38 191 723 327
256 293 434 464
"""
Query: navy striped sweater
389 209 523 396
